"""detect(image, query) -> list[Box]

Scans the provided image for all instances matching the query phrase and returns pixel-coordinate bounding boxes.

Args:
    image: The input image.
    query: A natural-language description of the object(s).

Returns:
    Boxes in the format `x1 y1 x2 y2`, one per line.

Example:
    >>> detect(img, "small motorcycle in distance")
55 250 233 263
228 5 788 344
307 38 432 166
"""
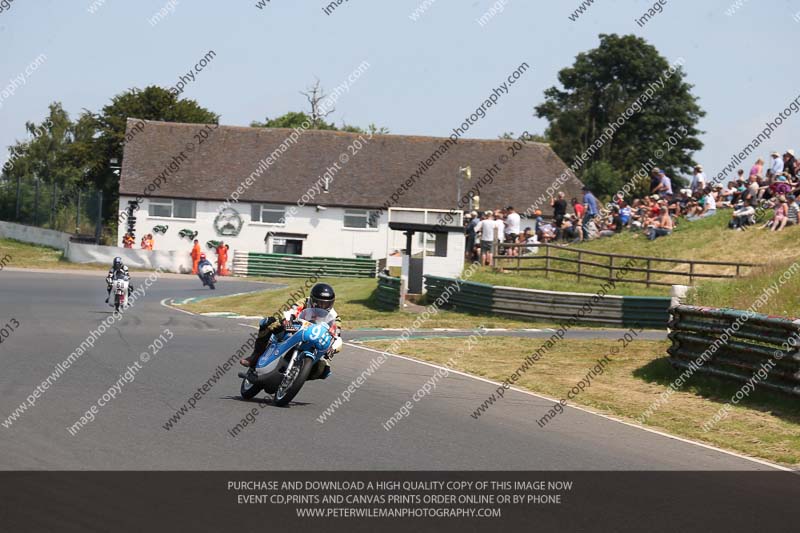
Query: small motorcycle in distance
107 270 130 312
238 308 337 407
199 263 216 290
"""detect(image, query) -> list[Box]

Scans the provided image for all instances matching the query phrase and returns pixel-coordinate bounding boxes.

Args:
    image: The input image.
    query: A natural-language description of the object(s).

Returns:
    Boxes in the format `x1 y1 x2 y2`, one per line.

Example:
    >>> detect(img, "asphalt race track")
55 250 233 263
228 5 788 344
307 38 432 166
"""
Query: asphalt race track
0 270 779 471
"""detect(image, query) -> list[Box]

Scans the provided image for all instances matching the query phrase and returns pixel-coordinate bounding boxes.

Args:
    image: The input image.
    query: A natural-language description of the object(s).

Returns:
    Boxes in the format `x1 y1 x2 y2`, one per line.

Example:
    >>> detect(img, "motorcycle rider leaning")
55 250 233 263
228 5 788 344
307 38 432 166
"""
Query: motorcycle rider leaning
239 283 343 380
197 253 215 285
105 256 133 303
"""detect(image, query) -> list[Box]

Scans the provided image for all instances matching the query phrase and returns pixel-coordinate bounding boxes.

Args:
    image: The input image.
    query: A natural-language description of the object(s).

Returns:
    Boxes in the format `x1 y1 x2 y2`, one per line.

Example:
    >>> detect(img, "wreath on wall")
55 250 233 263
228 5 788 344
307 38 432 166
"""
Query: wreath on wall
214 208 243 237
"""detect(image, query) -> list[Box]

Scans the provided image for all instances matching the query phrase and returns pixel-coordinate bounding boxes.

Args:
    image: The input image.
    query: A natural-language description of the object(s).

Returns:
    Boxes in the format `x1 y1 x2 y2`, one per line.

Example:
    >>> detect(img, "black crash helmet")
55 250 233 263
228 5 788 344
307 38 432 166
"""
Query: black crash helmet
309 283 335 310
113 257 123 269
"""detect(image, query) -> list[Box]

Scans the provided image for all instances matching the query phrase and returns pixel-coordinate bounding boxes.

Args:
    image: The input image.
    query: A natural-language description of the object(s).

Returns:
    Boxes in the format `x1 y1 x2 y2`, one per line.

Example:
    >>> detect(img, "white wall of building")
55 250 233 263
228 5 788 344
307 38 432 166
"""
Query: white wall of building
118 196 390 261
116 197 466 278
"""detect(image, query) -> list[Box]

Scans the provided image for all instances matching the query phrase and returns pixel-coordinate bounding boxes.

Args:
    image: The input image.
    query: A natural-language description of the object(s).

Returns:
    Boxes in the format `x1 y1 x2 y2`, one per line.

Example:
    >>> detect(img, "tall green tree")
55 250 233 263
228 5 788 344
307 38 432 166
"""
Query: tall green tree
0 103 88 225
535 33 704 195
251 111 336 130
251 111 389 136
81 86 219 219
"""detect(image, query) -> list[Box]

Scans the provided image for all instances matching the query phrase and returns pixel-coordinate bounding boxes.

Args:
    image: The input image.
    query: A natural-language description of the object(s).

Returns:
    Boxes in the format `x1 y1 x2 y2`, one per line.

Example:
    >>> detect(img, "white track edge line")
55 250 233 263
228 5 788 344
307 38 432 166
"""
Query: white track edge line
159 298 201 316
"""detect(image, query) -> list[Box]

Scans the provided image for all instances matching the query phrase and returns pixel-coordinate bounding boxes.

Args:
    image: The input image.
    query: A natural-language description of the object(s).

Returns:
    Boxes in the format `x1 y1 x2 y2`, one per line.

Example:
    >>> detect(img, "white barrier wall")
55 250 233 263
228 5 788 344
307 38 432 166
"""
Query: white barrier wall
66 242 193 273
0 221 72 250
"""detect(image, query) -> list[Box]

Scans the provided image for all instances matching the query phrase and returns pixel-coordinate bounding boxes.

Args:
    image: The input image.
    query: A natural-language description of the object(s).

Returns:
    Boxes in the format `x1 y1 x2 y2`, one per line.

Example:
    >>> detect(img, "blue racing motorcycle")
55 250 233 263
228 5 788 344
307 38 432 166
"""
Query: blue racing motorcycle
237 308 336 407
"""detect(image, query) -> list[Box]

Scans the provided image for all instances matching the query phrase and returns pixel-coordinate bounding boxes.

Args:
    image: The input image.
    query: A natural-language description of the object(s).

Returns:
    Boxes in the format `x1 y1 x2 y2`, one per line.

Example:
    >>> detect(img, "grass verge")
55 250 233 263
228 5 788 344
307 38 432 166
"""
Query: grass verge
178 277 554 330
361 336 800 467
0 238 107 270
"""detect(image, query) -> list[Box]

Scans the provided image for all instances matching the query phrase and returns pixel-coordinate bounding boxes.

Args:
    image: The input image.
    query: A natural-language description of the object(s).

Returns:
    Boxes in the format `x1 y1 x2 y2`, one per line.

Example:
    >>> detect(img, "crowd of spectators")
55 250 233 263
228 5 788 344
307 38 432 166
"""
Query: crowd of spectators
464 149 800 263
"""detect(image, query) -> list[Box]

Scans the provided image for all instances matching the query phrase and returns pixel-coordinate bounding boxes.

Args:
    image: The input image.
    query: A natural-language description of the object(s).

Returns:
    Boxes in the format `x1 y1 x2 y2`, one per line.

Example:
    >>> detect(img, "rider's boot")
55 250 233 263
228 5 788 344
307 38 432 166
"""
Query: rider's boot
239 321 276 368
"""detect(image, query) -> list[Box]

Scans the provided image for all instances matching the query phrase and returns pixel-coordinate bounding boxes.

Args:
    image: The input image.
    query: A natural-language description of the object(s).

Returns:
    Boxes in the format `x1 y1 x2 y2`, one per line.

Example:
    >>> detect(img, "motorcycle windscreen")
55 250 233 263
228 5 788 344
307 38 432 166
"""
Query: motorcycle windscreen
297 308 336 326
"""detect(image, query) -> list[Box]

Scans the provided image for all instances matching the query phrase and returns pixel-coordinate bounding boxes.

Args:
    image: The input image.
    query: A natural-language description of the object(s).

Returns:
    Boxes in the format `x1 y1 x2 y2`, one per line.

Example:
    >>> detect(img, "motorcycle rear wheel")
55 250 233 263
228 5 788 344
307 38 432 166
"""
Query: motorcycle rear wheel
273 357 313 407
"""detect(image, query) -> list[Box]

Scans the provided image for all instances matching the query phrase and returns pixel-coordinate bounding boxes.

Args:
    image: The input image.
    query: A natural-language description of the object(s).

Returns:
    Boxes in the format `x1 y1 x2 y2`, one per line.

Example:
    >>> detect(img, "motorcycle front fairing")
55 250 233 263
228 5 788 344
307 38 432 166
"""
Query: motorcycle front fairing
252 313 336 393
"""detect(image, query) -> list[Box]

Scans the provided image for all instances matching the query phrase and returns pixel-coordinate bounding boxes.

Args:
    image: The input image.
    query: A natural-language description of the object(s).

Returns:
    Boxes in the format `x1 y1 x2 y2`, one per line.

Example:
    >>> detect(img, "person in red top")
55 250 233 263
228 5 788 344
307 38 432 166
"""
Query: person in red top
571 197 585 219
122 233 135 249
190 239 202 274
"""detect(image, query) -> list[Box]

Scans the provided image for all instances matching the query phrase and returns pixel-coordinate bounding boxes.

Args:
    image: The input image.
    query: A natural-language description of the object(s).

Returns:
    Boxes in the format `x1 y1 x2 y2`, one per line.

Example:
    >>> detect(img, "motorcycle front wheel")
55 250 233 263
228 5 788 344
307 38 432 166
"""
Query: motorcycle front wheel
240 376 262 400
273 357 313 407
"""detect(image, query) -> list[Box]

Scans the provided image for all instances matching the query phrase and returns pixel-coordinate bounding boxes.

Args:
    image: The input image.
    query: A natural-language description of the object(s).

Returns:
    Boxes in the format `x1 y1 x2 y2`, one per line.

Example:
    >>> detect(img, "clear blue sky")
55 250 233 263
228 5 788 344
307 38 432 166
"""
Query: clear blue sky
2 0 799 180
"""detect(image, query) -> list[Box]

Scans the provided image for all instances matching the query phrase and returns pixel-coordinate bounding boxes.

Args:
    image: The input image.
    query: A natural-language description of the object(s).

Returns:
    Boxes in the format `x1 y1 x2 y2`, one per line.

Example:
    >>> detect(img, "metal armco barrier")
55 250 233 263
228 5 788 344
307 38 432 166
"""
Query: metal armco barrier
376 274 401 310
668 305 800 397
232 252 377 278
424 275 671 328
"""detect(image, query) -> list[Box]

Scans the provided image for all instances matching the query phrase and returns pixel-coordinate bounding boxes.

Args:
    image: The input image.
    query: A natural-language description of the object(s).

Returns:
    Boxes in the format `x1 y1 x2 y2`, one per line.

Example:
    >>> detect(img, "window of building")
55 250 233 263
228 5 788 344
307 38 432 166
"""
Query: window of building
344 209 379 229
418 232 448 257
272 238 303 255
251 204 286 224
147 198 196 219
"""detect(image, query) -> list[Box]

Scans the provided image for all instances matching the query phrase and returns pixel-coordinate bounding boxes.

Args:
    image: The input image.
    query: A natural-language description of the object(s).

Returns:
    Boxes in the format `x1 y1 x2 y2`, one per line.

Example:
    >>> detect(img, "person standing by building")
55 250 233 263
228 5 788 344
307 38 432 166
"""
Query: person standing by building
191 239 202 274
550 192 567 236
465 211 479 262
582 186 599 240
475 211 496 266
216 241 228 276
123 233 135 249
504 206 521 257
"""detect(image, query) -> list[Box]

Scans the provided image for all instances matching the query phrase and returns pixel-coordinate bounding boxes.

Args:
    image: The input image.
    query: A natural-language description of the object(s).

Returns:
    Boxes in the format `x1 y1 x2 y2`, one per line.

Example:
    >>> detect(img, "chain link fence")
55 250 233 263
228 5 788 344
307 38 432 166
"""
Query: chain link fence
0 177 108 242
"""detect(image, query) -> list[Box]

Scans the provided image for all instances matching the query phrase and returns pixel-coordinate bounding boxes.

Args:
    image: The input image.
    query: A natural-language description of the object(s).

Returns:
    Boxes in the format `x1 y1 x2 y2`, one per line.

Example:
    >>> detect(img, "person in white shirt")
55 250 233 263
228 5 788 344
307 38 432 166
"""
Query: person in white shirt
475 211 497 266
494 213 506 258
687 188 717 220
769 151 784 178
691 165 706 194
504 206 521 256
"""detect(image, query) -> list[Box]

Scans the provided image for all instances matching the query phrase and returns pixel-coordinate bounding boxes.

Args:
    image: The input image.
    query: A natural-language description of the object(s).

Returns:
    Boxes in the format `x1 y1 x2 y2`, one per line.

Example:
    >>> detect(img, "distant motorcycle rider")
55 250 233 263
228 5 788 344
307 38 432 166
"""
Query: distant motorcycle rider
239 283 343 380
105 256 132 303
197 253 215 285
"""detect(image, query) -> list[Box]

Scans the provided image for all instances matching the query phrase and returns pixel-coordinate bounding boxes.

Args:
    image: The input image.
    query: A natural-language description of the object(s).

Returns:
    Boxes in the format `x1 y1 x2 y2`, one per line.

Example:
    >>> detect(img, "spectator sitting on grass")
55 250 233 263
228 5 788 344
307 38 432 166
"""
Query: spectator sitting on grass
619 201 632 227
597 206 623 238
786 195 799 227
719 181 738 207
560 215 583 243
519 227 539 255
686 187 717 220
538 220 557 243
629 199 644 230
769 174 792 198
729 201 756 231
648 207 674 241
764 196 788 231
